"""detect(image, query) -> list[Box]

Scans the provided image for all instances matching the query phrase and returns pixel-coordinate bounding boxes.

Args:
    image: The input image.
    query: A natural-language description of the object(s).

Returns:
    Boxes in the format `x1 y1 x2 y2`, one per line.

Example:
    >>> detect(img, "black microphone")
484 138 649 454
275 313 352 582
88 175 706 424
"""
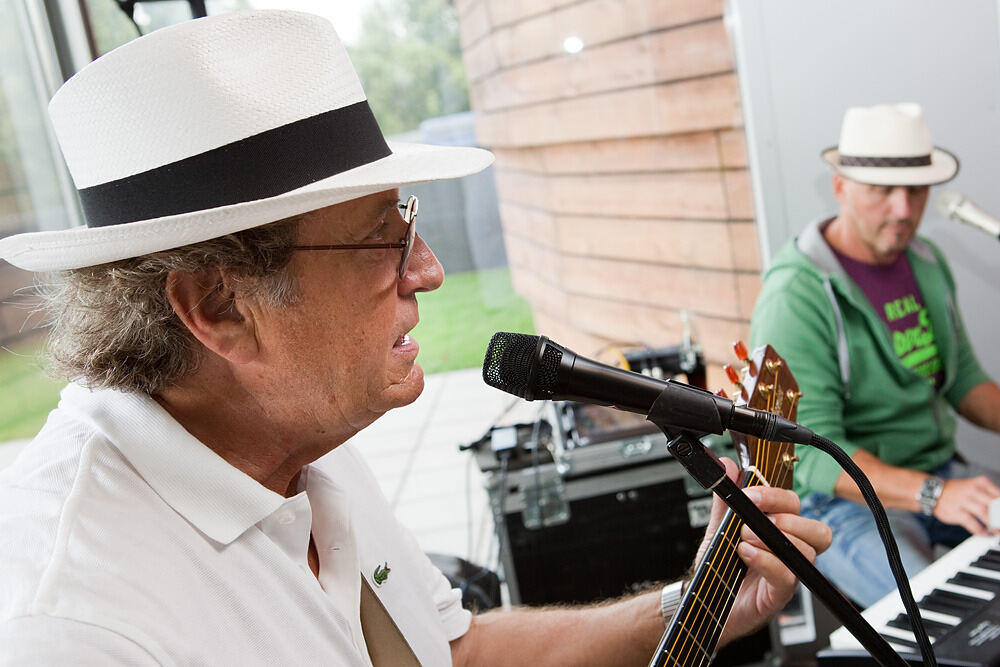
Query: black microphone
482 332 814 445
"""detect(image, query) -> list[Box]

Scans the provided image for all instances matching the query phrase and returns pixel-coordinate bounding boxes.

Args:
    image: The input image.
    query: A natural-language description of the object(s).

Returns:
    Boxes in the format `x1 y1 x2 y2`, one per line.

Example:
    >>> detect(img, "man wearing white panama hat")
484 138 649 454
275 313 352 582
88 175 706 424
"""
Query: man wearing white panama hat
751 103 1000 607
0 9 830 666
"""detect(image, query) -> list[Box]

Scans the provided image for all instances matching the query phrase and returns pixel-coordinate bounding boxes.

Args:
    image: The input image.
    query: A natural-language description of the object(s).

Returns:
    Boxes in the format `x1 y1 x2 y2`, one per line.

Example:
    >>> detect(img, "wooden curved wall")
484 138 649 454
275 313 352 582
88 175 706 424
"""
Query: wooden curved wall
456 0 762 386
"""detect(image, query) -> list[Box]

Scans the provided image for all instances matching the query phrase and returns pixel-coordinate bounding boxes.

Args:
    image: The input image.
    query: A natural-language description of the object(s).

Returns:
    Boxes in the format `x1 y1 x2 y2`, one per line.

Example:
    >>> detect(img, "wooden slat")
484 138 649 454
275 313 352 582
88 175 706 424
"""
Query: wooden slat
493 170 551 211
538 132 721 174
497 202 558 248
736 272 762 320
559 254 740 317
473 20 733 111
485 0 578 31
562 292 749 366
508 265 569 319
503 234 563 285
718 129 749 168
488 0 725 72
546 171 728 219
723 169 754 220
476 74 742 148
729 222 761 272
493 132 720 176
554 216 734 269
461 37 499 85
457 0 492 50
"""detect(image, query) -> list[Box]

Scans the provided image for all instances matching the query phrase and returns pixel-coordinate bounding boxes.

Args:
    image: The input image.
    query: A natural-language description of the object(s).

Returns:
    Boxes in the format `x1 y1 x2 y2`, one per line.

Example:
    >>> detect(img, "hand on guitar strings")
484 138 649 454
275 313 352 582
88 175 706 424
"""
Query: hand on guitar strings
703 458 833 648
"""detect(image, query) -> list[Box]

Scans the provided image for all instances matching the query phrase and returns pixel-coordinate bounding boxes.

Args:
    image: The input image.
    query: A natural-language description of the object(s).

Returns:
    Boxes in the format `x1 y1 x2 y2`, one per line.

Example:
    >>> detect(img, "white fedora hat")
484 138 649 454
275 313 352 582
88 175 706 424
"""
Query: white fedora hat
0 10 494 272
821 103 958 187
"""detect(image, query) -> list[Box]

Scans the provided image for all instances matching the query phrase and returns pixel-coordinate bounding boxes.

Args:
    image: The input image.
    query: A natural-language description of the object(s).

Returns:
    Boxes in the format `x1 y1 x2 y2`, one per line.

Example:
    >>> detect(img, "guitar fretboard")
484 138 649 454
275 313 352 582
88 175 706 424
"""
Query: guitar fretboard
647 343 799 667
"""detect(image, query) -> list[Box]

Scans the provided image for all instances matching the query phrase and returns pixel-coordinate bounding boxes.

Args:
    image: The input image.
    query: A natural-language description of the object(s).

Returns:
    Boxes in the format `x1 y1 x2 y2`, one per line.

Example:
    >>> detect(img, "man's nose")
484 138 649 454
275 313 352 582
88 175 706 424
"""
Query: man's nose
400 233 444 293
888 186 913 219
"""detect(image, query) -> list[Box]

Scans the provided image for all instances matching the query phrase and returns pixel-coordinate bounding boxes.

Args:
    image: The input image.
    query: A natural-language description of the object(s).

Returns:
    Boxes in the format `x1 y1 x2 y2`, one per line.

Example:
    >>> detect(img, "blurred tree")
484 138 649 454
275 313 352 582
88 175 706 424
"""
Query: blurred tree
84 0 141 54
84 0 253 55
349 0 469 136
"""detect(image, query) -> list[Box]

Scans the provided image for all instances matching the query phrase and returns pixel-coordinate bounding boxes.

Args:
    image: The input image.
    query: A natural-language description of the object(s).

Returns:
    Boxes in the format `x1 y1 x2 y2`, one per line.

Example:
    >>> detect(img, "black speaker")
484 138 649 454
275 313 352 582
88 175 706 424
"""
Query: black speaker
496 459 705 605
472 402 774 665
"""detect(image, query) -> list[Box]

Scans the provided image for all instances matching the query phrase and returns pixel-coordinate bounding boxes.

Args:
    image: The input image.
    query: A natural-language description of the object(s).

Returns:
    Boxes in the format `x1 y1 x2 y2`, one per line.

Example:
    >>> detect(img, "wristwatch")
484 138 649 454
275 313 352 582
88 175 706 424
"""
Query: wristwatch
916 475 944 516
660 580 684 626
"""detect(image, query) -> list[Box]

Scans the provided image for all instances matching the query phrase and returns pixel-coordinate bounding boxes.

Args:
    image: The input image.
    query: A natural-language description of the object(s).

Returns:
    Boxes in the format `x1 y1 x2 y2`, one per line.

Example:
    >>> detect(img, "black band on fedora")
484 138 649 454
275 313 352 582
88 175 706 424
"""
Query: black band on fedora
838 154 932 168
78 101 391 228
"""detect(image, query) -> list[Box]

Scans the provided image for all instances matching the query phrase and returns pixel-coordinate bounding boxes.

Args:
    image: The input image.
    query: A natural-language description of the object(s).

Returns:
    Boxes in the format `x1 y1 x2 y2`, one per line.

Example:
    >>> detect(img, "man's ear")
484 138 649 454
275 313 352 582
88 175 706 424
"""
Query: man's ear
165 268 258 363
832 173 847 204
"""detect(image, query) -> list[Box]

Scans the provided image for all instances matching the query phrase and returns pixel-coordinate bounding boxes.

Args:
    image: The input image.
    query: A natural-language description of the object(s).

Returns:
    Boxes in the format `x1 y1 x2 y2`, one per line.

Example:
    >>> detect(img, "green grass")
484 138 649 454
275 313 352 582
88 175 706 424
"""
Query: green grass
0 340 62 442
412 267 534 374
0 267 534 441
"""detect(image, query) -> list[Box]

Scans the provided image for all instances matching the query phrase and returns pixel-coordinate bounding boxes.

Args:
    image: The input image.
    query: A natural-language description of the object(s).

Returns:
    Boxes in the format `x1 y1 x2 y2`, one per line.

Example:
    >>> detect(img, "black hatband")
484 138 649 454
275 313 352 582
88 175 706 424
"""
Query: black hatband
838 153 932 168
78 101 391 227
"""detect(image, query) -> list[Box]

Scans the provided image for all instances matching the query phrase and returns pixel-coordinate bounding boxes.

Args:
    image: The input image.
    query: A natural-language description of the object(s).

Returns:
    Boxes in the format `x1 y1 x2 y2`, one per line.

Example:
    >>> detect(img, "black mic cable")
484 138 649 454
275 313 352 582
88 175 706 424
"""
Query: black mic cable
808 431 935 666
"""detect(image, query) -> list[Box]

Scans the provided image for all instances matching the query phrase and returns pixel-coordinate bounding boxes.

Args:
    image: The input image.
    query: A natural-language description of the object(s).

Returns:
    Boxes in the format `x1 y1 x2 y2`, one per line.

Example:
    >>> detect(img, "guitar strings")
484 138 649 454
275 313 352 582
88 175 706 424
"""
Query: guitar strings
667 390 784 661
655 363 797 666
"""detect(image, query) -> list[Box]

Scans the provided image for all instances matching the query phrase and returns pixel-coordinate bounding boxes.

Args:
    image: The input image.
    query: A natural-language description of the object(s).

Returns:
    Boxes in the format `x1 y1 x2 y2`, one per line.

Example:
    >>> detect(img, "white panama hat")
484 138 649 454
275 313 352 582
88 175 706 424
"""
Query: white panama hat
821 103 958 187
0 10 494 272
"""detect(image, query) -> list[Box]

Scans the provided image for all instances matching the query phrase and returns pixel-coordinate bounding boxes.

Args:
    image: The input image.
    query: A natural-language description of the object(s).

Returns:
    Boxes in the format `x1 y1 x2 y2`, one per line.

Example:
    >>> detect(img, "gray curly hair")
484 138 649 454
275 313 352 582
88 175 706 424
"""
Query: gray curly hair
41 218 301 394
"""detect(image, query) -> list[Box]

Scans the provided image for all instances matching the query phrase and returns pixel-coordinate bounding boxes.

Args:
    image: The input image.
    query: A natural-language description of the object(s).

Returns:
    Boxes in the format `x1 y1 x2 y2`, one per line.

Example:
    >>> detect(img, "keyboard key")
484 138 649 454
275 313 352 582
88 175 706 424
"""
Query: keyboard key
949 571 1000 593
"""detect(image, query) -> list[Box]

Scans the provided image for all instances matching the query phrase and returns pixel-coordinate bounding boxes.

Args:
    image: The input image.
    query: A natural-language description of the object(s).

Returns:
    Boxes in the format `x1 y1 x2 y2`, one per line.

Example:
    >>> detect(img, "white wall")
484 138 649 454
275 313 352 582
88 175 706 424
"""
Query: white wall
728 0 1000 462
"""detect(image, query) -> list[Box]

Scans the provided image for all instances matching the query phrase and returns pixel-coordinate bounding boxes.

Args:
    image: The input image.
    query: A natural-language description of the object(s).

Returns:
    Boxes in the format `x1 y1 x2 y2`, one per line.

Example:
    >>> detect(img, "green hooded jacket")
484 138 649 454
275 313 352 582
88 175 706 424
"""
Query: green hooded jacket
749 218 989 498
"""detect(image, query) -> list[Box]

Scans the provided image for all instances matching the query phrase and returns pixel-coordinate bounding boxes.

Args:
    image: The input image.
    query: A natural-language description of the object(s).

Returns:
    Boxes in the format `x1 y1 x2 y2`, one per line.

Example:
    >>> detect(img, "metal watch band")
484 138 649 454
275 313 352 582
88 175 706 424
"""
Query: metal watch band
660 580 684 626
917 475 944 516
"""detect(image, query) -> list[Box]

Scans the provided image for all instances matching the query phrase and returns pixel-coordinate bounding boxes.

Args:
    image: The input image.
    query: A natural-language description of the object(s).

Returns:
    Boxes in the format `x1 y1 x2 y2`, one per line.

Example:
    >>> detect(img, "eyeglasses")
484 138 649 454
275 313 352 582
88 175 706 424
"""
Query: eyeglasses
290 195 418 278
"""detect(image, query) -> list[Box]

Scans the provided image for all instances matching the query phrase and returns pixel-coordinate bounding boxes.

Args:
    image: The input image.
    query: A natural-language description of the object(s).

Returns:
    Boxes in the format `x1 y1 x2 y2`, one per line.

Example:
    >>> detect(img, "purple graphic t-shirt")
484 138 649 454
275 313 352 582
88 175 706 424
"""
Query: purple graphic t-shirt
829 244 944 389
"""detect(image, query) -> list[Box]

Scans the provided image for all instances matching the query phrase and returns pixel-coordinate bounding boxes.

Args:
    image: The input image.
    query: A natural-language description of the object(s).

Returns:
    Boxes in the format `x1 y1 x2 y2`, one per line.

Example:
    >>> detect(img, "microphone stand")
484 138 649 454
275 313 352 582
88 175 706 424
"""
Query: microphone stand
653 424 908 667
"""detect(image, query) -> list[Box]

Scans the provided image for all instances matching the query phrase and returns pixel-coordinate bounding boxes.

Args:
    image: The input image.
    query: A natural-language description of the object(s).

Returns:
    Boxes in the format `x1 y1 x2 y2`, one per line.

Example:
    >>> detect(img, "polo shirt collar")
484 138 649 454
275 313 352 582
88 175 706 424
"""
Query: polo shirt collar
61 382 287 545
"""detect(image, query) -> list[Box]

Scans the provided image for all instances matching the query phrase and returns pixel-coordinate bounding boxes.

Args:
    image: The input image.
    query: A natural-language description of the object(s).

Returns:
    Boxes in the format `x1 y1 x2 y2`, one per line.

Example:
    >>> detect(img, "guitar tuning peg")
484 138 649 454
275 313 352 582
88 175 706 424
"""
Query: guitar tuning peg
715 388 729 399
723 363 740 385
765 359 783 373
733 340 758 376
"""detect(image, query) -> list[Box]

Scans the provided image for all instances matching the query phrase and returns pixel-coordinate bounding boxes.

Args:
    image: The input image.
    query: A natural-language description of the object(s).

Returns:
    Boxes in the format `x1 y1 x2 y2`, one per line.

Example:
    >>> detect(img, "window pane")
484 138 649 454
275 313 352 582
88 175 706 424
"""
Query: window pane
132 1 197 33
1 2 82 442
0 4 78 238
82 0 140 55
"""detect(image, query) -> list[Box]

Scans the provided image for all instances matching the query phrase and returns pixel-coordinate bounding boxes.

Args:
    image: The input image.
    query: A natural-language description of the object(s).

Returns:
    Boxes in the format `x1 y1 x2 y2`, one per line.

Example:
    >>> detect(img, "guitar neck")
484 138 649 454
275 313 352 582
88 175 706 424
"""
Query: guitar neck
646 342 799 667
648 505 747 667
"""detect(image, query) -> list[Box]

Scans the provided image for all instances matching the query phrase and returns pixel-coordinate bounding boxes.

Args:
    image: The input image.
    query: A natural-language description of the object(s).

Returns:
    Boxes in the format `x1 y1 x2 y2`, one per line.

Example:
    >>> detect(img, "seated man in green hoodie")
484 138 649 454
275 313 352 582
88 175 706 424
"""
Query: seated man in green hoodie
750 103 1000 607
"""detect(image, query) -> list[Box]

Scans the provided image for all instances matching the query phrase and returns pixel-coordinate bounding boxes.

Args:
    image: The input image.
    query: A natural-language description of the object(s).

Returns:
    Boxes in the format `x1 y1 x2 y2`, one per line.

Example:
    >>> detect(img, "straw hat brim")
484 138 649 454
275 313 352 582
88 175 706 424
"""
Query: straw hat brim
820 146 959 187
0 141 493 272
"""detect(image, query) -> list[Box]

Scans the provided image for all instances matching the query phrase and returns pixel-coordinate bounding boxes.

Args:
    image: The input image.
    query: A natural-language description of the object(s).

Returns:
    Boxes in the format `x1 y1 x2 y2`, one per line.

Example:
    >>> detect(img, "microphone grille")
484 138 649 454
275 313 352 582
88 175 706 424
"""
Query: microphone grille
936 190 963 218
536 344 563 394
482 332 546 399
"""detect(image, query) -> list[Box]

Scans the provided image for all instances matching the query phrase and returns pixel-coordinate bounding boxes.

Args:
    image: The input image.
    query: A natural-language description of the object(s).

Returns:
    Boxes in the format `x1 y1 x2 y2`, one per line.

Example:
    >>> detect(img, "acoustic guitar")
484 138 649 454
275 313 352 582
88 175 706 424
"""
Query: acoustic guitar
648 342 801 666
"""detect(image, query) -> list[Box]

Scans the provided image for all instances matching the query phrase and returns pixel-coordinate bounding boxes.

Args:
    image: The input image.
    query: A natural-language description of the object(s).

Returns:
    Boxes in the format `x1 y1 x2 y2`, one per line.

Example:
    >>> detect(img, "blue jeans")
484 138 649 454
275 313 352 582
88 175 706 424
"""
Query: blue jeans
800 462 971 608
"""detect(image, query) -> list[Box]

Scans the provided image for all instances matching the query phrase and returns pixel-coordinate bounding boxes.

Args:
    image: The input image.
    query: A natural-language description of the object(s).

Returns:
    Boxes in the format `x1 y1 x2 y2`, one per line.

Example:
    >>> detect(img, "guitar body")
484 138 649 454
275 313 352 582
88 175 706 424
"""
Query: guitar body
649 344 800 667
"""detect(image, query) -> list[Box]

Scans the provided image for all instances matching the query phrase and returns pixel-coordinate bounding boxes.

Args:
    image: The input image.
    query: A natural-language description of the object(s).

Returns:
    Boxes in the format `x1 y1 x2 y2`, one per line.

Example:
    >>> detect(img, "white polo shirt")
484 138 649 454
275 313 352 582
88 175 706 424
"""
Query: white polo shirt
0 383 471 665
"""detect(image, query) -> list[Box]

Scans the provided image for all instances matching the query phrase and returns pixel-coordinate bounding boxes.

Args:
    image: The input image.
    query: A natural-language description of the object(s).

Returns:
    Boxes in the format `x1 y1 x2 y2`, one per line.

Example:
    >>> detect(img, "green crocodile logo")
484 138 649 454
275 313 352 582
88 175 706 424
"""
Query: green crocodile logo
373 562 391 586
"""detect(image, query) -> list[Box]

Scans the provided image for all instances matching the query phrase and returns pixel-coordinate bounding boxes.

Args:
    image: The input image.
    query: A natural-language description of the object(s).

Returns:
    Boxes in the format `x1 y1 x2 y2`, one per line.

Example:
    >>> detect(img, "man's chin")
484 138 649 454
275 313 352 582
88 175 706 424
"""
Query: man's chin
376 363 426 412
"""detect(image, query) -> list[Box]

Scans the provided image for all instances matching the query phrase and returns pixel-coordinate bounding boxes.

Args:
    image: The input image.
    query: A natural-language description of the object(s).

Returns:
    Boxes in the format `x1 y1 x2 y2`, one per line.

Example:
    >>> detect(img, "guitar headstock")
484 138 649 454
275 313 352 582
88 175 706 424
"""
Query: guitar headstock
722 341 801 490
